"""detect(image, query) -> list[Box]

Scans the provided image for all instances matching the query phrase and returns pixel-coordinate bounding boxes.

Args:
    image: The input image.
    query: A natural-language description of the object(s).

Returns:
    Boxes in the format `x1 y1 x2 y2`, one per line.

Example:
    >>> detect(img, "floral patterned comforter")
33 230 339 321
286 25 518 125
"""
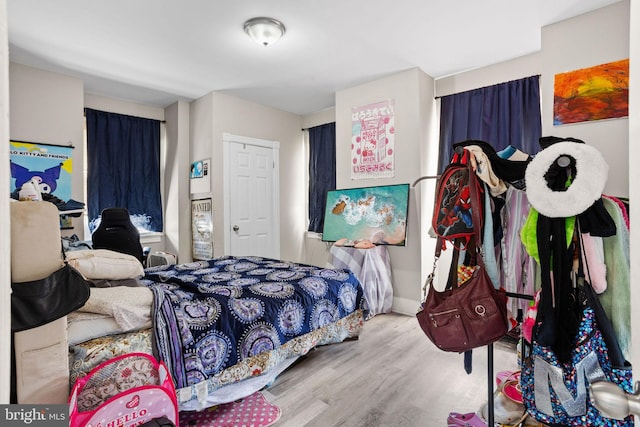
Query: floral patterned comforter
141 256 366 409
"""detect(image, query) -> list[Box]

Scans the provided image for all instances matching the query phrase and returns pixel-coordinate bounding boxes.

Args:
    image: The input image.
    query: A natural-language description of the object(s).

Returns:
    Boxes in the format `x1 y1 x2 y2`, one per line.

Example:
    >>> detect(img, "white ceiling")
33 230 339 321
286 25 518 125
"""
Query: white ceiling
6 0 622 116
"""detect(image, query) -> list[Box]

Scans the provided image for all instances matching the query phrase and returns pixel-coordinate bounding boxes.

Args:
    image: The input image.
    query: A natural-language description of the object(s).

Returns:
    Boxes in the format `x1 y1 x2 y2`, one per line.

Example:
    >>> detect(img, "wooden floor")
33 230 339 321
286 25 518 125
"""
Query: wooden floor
264 312 519 427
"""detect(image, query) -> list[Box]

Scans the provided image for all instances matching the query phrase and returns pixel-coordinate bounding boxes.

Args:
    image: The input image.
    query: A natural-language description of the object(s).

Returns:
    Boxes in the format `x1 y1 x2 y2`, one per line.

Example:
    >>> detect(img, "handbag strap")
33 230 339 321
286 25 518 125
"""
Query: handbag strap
454 151 484 270
426 236 462 294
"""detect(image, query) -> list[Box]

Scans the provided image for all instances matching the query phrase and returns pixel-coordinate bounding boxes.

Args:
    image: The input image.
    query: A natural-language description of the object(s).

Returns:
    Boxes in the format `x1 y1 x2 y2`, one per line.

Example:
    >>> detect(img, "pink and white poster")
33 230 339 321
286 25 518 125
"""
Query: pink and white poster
351 99 395 179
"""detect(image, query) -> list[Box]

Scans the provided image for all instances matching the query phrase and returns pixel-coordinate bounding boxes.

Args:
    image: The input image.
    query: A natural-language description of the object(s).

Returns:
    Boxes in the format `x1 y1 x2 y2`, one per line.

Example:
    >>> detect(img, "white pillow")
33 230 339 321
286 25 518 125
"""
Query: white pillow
66 249 144 280
67 312 122 346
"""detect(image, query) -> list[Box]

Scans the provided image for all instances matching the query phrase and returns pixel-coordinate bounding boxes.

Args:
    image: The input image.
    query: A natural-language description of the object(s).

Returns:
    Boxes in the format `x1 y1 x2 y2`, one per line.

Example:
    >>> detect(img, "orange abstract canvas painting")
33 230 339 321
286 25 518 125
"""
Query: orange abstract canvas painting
553 59 629 125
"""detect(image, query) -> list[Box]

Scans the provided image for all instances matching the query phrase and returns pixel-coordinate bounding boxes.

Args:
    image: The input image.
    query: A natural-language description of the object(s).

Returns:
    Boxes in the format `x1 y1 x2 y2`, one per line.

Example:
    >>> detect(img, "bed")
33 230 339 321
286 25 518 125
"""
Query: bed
68 254 367 411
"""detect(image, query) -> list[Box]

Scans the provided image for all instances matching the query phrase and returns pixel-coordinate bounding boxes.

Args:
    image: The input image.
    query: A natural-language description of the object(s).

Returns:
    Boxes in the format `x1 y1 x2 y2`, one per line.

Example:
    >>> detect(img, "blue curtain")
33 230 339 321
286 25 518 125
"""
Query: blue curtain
438 75 541 172
85 108 163 232
308 122 336 233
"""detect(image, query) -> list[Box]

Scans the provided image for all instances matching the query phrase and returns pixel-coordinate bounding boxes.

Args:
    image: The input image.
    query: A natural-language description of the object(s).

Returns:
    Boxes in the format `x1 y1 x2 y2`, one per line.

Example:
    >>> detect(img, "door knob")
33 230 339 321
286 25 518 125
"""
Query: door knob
233 225 239 232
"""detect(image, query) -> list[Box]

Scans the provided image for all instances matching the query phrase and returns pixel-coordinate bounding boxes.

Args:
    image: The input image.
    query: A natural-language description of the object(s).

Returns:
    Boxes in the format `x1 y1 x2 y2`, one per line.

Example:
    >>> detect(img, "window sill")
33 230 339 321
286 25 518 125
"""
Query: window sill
305 231 323 240
140 232 163 244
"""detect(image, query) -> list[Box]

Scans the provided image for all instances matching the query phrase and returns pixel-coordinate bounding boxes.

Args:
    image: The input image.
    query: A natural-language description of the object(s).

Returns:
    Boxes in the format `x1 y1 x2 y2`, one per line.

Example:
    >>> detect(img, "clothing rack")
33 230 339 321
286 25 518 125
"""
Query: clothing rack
415 144 608 424
414 173 535 426
411 175 440 187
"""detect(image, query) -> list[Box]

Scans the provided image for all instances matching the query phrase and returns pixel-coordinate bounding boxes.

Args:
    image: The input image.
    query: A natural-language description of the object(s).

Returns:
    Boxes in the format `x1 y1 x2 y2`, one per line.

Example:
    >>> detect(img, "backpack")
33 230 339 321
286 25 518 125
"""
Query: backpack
432 148 484 248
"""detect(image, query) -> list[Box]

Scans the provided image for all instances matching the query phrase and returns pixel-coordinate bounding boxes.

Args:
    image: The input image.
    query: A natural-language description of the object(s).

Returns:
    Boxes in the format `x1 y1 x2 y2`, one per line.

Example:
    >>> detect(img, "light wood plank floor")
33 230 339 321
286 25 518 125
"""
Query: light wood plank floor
264 312 519 427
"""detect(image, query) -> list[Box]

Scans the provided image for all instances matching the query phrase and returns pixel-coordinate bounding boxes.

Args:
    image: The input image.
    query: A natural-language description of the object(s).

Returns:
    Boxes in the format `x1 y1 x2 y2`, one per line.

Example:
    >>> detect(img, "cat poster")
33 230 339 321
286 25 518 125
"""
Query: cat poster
9 140 73 201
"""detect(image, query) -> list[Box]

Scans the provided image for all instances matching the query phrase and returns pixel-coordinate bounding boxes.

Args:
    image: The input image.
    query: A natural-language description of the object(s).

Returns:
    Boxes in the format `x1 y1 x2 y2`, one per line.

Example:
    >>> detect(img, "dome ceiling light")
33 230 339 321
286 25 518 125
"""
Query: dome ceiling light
243 17 286 47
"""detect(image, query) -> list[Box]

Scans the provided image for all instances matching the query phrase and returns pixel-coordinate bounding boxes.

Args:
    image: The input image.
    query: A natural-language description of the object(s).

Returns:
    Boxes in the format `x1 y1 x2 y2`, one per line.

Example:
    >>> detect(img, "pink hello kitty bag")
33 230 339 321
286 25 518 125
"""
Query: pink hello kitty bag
69 353 178 427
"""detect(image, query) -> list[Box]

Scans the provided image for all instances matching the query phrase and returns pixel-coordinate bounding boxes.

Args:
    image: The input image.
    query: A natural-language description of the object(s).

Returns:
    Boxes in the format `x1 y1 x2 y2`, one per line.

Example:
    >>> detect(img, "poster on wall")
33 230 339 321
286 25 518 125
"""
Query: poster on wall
9 140 73 201
553 59 629 125
190 158 211 194
351 99 395 180
191 198 213 260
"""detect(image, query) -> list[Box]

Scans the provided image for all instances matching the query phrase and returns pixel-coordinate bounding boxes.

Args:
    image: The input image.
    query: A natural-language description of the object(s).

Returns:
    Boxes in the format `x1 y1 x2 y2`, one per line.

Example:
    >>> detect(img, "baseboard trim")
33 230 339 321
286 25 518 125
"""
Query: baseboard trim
391 296 420 316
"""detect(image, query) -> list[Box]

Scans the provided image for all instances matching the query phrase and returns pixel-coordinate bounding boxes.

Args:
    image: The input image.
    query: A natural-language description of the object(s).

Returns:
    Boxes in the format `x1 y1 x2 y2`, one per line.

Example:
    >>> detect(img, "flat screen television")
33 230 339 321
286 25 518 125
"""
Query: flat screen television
322 183 409 246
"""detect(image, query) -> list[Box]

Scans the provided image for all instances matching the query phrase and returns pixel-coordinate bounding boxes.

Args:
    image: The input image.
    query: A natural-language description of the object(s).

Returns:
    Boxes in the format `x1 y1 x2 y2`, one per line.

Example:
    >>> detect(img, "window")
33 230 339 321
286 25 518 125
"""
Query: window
307 122 336 234
84 108 163 234
438 75 542 171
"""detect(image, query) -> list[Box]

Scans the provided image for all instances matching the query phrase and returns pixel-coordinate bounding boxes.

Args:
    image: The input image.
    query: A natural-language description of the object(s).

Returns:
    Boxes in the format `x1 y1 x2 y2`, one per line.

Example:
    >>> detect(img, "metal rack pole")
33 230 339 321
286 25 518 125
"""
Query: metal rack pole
487 292 533 425
488 344 495 425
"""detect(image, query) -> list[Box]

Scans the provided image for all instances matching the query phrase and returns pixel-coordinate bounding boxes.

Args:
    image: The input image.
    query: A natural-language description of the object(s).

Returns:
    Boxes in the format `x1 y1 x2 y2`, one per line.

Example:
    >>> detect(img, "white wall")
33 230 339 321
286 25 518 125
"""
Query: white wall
335 67 435 314
435 52 542 99
190 92 305 262
164 100 191 263
84 94 165 121
302 107 336 130
0 0 11 404
628 0 639 392
9 63 85 237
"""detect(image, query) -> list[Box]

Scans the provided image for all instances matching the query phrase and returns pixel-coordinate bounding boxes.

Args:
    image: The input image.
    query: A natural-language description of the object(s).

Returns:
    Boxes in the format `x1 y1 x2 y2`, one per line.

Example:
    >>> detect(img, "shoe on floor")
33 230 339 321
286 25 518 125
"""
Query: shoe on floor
447 412 487 427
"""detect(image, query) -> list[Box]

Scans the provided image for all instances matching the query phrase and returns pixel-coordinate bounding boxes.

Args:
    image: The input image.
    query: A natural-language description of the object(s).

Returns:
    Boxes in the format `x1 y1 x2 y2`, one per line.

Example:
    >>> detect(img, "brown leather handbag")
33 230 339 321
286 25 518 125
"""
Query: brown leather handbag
416 244 508 352
416 163 508 352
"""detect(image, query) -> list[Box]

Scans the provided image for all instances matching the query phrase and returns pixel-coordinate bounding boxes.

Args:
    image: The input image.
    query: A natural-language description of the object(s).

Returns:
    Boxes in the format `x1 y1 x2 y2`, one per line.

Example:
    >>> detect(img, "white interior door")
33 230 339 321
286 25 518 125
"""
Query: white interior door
224 134 280 258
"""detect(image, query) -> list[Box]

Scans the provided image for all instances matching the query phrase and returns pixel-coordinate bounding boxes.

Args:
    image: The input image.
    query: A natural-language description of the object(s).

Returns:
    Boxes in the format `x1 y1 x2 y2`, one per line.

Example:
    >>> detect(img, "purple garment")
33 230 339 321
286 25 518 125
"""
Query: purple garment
501 186 536 315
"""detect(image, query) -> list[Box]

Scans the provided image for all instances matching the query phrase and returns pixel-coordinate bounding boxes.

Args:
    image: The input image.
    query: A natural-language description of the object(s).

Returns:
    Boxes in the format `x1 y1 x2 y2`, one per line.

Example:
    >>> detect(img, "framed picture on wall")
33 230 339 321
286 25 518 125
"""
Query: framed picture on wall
190 158 211 194
9 140 74 201
350 99 395 180
322 183 409 246
191 198 213 260
553 59 629 125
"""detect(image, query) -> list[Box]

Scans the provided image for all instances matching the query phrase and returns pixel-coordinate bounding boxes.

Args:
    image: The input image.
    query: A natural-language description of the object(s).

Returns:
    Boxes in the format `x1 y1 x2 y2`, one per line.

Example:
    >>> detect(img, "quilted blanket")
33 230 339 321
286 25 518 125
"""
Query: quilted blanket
142 256 366 394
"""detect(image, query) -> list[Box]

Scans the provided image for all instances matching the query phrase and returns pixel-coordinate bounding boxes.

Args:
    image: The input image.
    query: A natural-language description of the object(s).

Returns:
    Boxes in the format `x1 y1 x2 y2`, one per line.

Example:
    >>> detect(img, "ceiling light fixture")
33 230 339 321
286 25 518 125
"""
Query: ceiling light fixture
244 17 286 47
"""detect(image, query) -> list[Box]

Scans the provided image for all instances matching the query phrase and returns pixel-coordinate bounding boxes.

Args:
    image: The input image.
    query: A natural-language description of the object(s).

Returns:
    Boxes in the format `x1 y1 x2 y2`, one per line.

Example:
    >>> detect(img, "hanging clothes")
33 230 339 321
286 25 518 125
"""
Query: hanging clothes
603 194 630 230
579 232 607 294
600 197 632 360
500 186 536 315
452 139 531 190
522 137 609 363
464 145 508 196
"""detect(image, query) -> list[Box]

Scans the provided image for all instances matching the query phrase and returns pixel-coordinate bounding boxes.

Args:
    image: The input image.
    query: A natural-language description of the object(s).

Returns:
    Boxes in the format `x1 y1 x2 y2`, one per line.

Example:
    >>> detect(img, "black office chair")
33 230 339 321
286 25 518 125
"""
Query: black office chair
91 208 144 264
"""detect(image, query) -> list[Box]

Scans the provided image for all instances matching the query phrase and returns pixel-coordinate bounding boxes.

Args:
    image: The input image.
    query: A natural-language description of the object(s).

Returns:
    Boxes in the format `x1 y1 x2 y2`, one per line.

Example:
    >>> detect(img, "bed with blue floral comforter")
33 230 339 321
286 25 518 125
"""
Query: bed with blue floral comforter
141 255 366 410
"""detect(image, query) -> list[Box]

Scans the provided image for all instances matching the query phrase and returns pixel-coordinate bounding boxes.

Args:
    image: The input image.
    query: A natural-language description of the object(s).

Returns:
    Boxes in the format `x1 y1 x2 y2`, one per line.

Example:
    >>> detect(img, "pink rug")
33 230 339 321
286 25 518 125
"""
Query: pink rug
179 392 281 427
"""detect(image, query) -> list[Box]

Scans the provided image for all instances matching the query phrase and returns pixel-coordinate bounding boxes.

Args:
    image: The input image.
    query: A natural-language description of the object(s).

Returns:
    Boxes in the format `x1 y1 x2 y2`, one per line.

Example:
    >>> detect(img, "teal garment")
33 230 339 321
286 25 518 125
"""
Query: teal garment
599 197 631 360
482 184 501 289
496 145 517 159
